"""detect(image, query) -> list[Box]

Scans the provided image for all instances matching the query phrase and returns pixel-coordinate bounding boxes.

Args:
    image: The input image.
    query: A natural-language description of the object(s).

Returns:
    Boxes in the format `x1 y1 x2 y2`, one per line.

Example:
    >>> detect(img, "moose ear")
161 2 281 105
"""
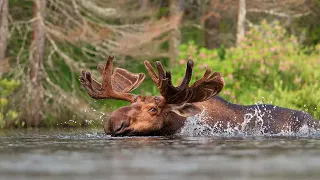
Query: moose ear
170 103 201 117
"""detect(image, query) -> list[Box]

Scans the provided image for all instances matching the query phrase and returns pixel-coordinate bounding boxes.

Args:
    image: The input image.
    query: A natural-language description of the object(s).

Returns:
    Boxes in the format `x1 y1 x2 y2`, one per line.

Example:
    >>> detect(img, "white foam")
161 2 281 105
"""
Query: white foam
177 104 320 138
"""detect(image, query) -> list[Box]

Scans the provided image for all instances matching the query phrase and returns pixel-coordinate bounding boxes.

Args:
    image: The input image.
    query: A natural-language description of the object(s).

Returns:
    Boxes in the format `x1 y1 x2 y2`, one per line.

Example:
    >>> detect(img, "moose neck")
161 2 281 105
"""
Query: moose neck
159 96 246 135
194 96 246 126
157 111 187 136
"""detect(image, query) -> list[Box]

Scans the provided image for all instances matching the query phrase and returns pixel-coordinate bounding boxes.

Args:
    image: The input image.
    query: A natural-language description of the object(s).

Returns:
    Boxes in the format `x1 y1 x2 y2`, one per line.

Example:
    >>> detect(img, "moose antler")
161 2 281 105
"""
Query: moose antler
144 60 224 104
80 56 145 102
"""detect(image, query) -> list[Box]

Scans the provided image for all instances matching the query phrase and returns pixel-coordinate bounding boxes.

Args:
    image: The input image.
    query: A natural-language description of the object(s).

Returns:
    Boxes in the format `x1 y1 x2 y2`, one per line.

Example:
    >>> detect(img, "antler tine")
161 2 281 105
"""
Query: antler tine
144 61 159 84
155 61 166 79
101 56 114 90
177 60 193 89
165 70 173 85
189 68 212 88
144 60 176 93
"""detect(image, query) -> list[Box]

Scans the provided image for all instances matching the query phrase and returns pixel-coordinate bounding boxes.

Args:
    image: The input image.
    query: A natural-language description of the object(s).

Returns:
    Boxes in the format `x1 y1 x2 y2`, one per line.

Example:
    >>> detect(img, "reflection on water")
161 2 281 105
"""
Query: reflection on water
0 129 320 180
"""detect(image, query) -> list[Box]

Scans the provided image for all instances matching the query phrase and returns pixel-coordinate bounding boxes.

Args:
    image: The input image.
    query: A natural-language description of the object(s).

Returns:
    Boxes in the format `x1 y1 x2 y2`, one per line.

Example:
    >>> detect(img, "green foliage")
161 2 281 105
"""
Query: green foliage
0 77 20 128
173 20 320 119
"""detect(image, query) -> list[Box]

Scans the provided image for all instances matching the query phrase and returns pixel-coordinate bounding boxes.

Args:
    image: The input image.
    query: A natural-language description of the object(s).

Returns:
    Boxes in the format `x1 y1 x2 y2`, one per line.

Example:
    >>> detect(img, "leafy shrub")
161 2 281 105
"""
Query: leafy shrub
173 20 320 119
0 77 20 128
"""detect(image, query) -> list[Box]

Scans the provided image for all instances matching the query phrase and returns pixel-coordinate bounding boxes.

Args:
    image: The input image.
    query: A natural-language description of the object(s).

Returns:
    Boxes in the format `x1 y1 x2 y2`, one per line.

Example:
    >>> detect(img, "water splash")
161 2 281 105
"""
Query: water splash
178 104 320 138
241 104 266 135
178 108 213 137
178 108 242 137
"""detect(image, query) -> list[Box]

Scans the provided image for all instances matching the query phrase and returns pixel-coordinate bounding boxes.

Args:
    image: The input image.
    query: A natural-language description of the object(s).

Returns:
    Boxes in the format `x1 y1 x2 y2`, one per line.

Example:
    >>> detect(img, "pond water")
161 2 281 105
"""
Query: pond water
1 129 320 180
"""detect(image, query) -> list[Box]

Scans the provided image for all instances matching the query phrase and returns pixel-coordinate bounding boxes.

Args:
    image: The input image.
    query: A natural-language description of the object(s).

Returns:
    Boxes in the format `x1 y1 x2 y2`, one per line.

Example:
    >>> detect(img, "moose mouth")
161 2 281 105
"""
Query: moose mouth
111 128 162 137
111 128 135 137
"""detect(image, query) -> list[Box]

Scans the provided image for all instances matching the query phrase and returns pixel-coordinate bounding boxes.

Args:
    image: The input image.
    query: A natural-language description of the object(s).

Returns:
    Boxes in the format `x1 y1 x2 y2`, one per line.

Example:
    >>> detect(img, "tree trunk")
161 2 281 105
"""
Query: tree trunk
28 0 46 126
204 1 221 49
204 16 221 49
236 0 246 46
140 0 149 10
169 0 183 67
0 0 8 74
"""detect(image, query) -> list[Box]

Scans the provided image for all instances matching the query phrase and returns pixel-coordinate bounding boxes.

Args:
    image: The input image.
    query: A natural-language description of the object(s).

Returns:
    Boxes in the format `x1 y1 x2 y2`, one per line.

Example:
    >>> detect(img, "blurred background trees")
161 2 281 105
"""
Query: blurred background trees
0 0 319 128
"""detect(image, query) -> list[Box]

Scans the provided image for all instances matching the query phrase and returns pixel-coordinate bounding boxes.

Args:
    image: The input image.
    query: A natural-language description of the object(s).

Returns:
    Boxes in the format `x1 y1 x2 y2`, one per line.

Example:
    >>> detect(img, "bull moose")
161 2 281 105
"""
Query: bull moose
79 56 319 136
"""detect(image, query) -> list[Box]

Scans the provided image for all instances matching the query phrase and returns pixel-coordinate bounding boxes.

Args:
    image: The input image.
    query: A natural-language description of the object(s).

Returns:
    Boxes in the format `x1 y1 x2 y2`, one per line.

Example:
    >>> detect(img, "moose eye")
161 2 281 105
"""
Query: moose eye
148 107 158 113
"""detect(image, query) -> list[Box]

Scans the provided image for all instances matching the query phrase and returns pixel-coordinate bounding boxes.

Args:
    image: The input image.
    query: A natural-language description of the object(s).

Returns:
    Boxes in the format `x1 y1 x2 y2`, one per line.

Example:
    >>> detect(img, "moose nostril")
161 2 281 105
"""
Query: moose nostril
114 120 127 133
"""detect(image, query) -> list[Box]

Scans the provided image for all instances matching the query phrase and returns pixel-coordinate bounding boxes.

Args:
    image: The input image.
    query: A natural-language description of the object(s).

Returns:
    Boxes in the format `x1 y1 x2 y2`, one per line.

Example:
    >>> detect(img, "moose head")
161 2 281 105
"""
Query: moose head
80 56 224 136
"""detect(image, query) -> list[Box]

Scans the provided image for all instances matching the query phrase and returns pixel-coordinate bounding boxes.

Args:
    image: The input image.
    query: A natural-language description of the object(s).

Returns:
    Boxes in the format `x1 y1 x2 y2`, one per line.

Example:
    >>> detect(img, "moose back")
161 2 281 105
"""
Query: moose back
80 56 319 136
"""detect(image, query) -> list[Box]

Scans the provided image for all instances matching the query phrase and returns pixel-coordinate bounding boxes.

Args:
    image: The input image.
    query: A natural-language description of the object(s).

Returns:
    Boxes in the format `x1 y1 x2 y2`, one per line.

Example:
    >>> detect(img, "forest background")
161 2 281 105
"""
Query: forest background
0 0 319 128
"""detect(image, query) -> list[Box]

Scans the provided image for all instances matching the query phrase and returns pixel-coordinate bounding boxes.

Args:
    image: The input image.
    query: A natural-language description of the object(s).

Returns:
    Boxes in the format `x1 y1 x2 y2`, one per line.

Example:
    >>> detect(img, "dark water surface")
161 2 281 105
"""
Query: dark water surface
0 129 320 180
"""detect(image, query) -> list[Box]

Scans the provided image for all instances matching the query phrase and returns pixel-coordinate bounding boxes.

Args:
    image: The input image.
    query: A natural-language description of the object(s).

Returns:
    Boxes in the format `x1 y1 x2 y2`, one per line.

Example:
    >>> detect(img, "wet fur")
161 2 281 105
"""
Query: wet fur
192 96 319 135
